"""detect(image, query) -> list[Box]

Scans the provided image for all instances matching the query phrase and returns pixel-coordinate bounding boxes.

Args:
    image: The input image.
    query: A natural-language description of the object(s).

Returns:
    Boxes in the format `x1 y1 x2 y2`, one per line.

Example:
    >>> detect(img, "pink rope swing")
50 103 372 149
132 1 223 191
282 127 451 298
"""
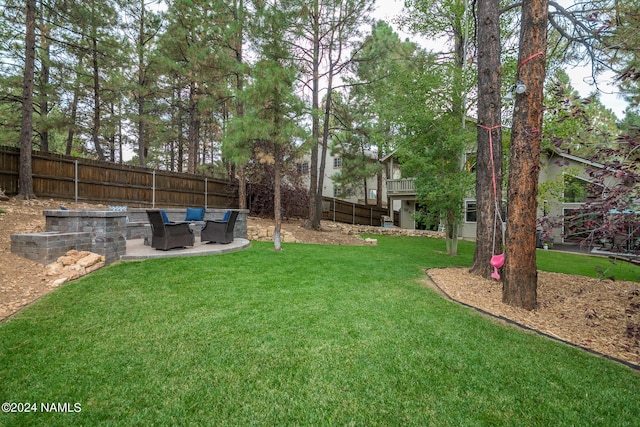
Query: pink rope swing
479 124 504 280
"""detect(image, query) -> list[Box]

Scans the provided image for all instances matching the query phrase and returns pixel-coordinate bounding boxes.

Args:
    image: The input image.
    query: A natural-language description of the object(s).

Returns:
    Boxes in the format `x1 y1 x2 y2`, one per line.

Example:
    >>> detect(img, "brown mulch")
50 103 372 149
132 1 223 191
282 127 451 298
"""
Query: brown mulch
427 268 640 367
2 198 640 368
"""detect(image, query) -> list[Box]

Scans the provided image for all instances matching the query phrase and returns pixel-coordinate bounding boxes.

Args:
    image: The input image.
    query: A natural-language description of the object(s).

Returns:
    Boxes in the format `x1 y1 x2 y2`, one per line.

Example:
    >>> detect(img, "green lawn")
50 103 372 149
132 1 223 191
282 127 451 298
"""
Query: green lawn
1 236 639 426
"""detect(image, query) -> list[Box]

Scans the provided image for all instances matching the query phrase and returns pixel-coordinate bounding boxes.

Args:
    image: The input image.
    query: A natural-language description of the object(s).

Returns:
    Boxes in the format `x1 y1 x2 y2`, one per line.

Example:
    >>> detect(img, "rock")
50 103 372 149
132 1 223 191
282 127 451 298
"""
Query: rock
58 255 77 266
46 249 106 284
46 262 63 276
266 226 275 237
51 278 68 287
77 253 104 268
85 262 105 274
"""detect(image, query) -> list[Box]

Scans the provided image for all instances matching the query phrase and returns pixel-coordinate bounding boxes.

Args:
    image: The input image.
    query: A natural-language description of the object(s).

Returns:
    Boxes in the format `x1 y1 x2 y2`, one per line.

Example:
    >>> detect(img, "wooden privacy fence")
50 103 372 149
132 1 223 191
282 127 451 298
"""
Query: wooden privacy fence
322 197 387 227
0 146 238 208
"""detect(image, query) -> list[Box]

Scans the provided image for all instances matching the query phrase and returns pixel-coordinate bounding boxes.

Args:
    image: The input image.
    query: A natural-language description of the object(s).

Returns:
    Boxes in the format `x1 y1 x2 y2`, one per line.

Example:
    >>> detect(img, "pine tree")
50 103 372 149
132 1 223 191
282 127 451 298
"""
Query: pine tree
503 0 550 310
225 0 306 250
18 0 37 199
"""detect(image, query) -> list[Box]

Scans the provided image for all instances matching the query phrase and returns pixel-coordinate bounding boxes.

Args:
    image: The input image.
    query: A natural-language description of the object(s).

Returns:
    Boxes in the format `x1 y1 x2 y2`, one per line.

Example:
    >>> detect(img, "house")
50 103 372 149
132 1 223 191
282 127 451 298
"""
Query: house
538 149 621 246
383 148 620 245
298 143 387 206
382 151 426 230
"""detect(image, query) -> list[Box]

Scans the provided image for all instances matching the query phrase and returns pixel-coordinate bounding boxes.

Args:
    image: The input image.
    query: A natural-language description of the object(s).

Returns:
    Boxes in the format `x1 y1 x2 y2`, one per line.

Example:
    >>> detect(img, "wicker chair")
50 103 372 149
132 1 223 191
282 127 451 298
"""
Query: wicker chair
146 210 195 250
201 211 238 244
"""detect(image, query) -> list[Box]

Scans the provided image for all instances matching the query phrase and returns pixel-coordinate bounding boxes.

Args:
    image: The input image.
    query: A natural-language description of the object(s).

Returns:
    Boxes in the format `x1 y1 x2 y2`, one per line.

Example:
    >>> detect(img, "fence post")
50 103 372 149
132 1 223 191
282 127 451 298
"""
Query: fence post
352 202 355 225
333 198 336 222
204 177 208 209
370 207 373 226
152 170 156 208
74 160 78 203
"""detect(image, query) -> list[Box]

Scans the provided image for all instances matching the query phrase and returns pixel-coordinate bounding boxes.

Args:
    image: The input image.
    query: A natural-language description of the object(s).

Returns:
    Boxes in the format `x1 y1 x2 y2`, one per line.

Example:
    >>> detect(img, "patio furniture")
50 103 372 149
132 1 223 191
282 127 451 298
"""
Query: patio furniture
146 210 195 250
612 234 631 253
184 207 206 222
201 211 238 244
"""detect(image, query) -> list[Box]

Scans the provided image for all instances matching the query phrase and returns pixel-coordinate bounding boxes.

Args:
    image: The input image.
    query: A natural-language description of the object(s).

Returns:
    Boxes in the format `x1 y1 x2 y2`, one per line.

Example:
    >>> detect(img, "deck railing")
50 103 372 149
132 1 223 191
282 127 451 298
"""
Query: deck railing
386 178 416 195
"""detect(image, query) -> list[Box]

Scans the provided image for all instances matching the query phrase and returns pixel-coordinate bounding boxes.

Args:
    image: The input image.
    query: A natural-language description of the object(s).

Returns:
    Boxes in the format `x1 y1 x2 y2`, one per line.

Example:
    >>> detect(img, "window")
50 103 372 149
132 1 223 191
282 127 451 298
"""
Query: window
465 201 477 222
369 189 377 200
563 174 602 203
465 200 507 223
333 187 341 197
297 162 309 175
464 152 477 173
563 175 588 203
333 157 342 168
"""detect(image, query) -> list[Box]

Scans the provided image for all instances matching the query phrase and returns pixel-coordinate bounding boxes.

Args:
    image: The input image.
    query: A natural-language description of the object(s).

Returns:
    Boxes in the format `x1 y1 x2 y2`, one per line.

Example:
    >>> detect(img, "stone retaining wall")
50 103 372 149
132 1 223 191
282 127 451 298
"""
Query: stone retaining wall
246 225 298 243
246 220 445 243
326 222 446 239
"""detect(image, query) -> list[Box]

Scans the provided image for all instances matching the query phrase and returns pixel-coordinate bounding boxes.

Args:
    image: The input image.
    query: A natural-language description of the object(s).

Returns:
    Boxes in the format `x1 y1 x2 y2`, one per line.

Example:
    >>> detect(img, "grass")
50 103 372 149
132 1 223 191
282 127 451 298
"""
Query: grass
535 248 640 281
1 236 639 426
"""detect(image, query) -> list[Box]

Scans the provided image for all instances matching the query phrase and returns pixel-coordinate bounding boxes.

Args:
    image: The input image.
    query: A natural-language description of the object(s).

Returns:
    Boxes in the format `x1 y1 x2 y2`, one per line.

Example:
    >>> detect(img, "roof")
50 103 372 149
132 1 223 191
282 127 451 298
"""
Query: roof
550 148 604 169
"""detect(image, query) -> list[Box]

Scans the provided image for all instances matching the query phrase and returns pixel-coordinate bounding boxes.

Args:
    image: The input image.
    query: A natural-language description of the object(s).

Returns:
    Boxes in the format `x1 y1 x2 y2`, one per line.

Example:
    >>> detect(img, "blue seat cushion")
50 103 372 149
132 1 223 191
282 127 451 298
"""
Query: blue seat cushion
160 210 171 224
185 207 205 222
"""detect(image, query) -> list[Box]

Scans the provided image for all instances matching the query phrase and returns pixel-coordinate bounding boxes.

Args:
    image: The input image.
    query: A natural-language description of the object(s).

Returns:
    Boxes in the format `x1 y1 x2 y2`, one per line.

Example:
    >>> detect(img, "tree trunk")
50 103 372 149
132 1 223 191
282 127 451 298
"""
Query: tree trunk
91 37 106 161
137 88 146 167
137 0 147 167
39 4 50 153
234 0 247 209
305 0 321 230
237 167 246 209
18 0 36 199
273 145 283 251
188 81 200 174
177 94 185 173
316 60 336 227
65 89 78 156
503 0 549 310
363 179 368 205
470 0 503 278
377 150 383 207
446 209 459 255
66 54 84 156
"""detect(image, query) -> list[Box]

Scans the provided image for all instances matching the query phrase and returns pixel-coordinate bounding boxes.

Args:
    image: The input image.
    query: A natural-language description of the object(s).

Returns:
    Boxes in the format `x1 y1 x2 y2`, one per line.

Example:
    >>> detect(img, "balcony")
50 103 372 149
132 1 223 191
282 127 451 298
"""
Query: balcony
386 178 416 196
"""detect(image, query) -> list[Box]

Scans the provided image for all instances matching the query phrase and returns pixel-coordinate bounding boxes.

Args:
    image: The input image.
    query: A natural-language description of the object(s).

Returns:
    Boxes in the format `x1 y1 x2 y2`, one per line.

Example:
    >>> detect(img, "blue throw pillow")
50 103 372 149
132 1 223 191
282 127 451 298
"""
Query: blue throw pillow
160 210 171 224
185 207 205 222
222 210 231 222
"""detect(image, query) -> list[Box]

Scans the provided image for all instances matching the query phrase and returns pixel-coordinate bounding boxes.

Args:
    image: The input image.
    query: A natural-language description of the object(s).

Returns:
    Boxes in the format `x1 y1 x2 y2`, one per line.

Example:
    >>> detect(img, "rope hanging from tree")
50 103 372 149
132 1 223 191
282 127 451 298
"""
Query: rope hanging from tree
479 124 504 280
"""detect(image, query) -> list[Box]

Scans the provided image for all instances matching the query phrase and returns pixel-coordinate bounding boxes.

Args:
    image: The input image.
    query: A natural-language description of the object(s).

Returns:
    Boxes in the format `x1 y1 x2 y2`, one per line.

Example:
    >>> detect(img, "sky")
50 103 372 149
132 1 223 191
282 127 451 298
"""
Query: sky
371 0 629 118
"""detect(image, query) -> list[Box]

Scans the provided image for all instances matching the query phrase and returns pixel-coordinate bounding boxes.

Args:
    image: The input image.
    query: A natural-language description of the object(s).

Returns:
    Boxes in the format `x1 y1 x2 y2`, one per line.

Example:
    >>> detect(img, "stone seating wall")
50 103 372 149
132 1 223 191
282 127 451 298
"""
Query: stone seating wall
11 210 127 264
10 208 248 265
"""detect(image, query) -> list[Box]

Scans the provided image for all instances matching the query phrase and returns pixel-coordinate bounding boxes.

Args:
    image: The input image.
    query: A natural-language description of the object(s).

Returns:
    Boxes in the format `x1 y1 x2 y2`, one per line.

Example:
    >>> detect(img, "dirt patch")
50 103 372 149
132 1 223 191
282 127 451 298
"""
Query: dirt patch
0 198 104 320
1 198 639 367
